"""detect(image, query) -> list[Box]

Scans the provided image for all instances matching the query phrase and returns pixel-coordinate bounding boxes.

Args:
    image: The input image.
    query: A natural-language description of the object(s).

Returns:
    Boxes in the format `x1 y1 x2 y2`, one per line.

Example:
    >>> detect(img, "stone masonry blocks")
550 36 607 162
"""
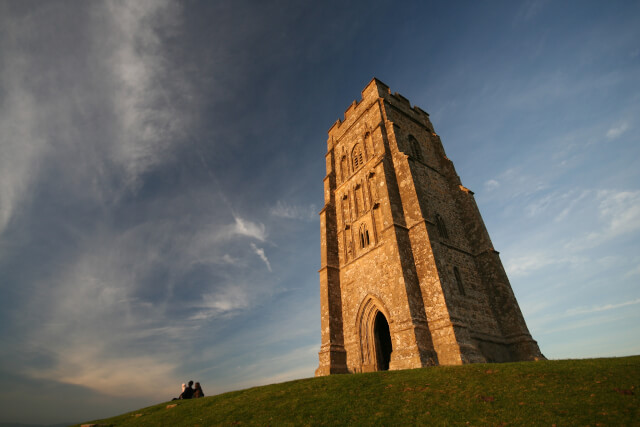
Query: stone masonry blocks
316 78 544 376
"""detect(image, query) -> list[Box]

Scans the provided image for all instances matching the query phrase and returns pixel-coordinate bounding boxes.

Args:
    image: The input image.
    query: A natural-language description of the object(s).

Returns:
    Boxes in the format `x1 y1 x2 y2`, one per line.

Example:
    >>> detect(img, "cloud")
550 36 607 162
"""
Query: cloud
502 188 640 261
484 179 500 191
250 243 272 272
565 298 640 316
525 294 640 336
6 213 238 399
505 253 556 277
190 286 251 320
566 189 640 250
230 215 267 241
270 201 317 221
479 167 550 202
504 250 592 278
524 189 590 220
0 0 194 237
101 0 192 189
605 122 629 140
540 311 632 336
7 197 285 400
222 254 240 265
624 263 640 278
19 273 184 401
597 190 640 236
29 349 178 399
0 32 49 235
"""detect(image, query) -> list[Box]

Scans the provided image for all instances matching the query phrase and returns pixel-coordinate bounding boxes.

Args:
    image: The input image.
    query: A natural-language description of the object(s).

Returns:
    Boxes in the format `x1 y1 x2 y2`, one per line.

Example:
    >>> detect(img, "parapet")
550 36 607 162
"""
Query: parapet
327 78 431 145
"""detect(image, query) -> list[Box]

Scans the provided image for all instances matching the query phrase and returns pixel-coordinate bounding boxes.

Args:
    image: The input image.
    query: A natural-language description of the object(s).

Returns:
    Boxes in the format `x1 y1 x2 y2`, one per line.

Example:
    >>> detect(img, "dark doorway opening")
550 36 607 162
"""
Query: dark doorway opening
374 312 392 371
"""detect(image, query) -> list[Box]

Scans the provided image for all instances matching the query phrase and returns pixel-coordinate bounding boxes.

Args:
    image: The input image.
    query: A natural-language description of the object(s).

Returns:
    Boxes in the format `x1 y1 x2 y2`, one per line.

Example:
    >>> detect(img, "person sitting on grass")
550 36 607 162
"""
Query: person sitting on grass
171 383 187 401
193 382 205 398
180 380 195 399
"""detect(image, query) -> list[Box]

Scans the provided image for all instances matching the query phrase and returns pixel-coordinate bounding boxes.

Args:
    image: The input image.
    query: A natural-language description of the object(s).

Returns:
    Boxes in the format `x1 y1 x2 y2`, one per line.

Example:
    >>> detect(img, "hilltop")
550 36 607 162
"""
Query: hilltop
76 356 639 426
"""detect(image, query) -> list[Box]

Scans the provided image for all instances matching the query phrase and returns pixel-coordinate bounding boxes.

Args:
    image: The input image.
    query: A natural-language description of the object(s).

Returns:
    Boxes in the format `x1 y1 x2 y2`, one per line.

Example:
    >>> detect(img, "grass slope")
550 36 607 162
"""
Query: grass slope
76 356 639 426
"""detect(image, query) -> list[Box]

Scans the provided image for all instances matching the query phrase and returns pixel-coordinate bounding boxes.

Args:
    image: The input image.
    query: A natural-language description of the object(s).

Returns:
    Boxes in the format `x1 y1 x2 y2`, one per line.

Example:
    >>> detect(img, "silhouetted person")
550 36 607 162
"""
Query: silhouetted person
172 383 187 401
180 380 194 399
193 382 205 398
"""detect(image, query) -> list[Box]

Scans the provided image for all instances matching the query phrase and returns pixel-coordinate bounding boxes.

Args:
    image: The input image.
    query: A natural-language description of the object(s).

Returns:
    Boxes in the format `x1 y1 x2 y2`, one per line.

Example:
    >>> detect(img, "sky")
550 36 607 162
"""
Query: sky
0 0 639 424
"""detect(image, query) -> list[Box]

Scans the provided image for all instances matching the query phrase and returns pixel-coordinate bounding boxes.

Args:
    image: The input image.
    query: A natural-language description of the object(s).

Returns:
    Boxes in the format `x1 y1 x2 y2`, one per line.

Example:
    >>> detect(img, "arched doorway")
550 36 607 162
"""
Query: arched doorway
357 295 393 372
374 312 392 370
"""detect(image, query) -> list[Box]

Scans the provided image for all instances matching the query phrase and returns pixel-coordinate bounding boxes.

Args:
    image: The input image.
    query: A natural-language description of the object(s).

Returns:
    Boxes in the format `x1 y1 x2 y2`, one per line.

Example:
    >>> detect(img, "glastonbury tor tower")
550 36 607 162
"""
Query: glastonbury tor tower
316 78 544 375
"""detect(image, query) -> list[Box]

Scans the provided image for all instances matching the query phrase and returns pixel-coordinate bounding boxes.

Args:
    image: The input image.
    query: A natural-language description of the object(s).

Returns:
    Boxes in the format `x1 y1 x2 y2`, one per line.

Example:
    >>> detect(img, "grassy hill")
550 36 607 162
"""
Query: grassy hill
75 356 639 426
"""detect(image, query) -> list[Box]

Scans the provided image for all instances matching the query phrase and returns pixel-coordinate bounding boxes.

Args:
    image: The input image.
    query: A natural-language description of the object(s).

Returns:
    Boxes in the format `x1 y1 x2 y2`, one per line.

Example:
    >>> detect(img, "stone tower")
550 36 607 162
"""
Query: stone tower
316 78 544 376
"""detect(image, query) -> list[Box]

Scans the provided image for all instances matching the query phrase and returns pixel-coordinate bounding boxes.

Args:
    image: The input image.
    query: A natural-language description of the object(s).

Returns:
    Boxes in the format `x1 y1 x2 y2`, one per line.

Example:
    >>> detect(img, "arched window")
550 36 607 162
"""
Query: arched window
408 135 423 161
454 267 466 296
359 223 370 248
436 214 449 239
352 144 364 171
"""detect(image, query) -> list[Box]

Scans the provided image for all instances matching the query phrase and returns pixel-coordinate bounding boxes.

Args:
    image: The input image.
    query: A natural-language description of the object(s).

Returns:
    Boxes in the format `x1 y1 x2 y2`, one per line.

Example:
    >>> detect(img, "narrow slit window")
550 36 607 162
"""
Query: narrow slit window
408 135 423 162
454 267 466 296
340 156 348 182
436 214 449 239
353 189 359 215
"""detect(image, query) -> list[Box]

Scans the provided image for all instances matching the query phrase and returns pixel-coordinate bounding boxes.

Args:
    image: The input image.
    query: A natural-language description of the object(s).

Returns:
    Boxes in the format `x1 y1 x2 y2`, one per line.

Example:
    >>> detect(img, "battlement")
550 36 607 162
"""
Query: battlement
393 92 411 108
328 78 388 136
328 78 431 143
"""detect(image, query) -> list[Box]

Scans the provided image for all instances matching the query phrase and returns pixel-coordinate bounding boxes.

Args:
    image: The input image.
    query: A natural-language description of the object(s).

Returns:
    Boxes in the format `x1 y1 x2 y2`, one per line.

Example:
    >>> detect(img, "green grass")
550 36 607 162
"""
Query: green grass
75 356 639 426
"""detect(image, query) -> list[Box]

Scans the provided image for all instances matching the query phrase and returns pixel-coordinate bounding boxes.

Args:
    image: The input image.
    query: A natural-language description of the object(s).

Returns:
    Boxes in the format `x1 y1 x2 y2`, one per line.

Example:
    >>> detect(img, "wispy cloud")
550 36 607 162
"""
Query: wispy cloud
0 0 290 403
605 121 629 140
0 0 193 237
540 311 632 336
20 270 184 400
484 179 500 191
13 215 265 399
505 253 556 277
222 254 240 265
624 263 640 278
250 243 272 272
566 189 640 250
597 190 640 236
29 350 178 399
102 0 192 190
230 215 267 241
524 189 590 220
505 189 640 277
480 167 550 201
565 298 640 316
270 201 317 221
526 295 640 336
191 286 251 321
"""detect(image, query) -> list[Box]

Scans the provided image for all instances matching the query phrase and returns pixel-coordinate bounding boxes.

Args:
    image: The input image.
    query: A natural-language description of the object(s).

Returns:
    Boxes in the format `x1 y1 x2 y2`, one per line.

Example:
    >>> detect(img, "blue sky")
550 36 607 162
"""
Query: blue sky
1 0 639 424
